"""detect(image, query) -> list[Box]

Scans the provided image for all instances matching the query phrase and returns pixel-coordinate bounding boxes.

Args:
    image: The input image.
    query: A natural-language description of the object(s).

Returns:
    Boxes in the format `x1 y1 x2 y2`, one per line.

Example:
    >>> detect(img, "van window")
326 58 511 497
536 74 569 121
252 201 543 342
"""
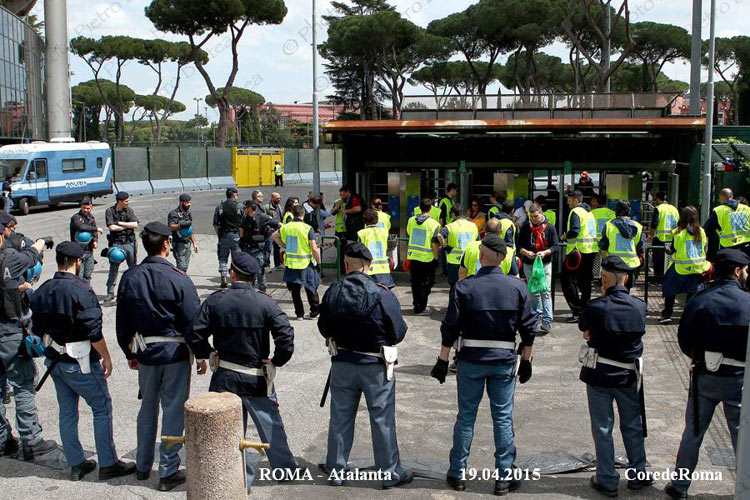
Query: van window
97 157 103 169
32 159 47 179
62 158 86 173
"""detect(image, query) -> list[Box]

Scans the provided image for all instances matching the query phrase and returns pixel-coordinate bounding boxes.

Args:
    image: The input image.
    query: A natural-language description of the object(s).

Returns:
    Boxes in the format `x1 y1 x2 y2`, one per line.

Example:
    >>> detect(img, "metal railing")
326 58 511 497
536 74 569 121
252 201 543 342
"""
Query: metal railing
320 235 342 281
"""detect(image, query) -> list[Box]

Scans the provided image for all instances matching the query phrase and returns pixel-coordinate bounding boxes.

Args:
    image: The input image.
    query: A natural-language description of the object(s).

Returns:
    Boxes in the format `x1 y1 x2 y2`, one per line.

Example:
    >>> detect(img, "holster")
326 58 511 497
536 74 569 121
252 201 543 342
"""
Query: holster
209 351 220 372
704 351 723 372
578 344 598 368
263 364 277 397
326 338 338 356
65 340 92 374
381 346 398 381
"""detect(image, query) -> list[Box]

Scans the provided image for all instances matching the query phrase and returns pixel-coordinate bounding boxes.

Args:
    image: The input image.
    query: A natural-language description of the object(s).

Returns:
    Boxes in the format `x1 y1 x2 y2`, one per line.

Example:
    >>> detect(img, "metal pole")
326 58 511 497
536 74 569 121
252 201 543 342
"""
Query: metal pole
735 323 750 499
45 0 72 140
689 0 703 116
312 0 321 195
701 0 716 222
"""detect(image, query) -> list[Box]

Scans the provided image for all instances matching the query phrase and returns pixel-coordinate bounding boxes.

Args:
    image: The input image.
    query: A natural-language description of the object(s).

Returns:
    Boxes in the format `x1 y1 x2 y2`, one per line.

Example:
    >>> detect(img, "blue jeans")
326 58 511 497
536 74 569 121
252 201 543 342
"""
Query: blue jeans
326 361 407 487
81 251 95 283
0 333 42 446
586 383 647 491
106 242 136 293
672 373 742 493
448 361 517 479
523 261 553 325
137 361 191 478
217 231 240 278
49 359 119 468
239 392 296 489
172 240 191 272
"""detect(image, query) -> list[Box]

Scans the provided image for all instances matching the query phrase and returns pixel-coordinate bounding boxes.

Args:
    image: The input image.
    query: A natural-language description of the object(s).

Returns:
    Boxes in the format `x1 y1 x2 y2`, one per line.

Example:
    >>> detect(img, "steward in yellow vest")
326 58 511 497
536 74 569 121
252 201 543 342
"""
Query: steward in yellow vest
438 206 479 287
561 190 598 321
590 194 615 240
358 209 394 288
439 183 458 226
649 192 679 281
703 189 750 252
459 218 518 279
407 199 441 314
598 201 644 291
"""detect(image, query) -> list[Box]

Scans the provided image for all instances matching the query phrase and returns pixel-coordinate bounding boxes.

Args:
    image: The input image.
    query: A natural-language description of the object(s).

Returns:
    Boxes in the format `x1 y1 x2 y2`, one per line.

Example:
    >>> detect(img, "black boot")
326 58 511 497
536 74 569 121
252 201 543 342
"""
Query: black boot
158 470 186 491
22 439 56 460
70 459 97 481
2 435 19 456
99 460 137 480
446 474 466 491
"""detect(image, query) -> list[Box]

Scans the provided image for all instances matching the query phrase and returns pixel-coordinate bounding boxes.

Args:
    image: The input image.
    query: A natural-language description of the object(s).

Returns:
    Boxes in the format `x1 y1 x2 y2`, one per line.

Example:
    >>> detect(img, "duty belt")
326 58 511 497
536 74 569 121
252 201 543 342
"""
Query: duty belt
579 345 644 390
326 339 398 381
459 339 516 350
209 352 276 396
47 338 92 374
134 333 185 352
705 350 745 370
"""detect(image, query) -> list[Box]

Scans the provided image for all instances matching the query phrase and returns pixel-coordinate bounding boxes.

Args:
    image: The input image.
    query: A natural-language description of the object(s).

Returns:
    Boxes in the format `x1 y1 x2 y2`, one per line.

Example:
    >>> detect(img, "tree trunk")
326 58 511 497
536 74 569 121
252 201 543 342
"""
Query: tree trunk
217 103 230 147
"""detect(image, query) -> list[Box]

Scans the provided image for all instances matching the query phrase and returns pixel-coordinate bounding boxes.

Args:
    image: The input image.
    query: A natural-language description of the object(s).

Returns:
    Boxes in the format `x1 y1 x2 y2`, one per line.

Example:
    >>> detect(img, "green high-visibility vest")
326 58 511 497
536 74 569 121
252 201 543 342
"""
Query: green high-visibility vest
543 209 557 228
566 206 598 255
358 225 391 275
603 219 642 268
445 219 479 265
280 220 313 270
671 227 711 275
406 215 440 262
439 197 454 224
655 203 679 242
274 163 283 175
282 212 293 225
488 204 501 219
333 199 345 233
591 207 616 239
462 240 513 276
413 205 441 224
376 211 391 232
714 203 750 247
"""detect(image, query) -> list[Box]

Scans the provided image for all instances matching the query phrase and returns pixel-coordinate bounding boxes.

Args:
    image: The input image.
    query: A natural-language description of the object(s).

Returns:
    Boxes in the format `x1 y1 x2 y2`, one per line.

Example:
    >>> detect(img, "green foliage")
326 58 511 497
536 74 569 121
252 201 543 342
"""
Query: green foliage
205 87 265 108
629 21 690 91
715 137 750 182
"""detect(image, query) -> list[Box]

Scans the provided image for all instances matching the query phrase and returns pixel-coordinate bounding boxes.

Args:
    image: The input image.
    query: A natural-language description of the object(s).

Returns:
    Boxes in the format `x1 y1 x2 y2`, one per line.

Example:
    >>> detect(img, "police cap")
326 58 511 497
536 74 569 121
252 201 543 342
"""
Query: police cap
601 255 631 273
179 194 191 202
0 212 13 227
144 221 171 237
56 241 84 259
226 187 238 197
115 191 129 201
481 233 507 255
344 241 373 261
231 251 260 276
715 248 750 267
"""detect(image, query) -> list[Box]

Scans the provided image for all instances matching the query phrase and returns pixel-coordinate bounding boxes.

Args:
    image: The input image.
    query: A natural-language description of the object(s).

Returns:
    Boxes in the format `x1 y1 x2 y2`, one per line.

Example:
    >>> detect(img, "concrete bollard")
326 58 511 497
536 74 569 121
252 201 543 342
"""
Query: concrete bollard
184 392 246 500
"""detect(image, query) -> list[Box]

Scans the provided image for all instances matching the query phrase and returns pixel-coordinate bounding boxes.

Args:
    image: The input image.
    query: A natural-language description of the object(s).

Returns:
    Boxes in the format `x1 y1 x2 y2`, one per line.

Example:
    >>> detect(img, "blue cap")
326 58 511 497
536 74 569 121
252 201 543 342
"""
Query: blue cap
57 241 84 258
231 252 260 275
144 221 171 237
344 241 373 261
0 212 13 227
716 248 750 266
115 191 129 201
601 255 632 272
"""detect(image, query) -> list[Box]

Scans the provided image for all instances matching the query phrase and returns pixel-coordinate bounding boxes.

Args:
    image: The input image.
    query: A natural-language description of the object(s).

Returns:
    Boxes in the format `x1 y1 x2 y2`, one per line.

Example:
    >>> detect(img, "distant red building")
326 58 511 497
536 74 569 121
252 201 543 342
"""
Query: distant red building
260 102 345 127
671 95 733 124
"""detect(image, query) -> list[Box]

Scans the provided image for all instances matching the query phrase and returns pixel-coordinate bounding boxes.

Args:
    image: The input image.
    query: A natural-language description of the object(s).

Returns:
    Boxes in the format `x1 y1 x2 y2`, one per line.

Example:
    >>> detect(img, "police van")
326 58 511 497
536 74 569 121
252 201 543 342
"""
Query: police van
0 140 113 215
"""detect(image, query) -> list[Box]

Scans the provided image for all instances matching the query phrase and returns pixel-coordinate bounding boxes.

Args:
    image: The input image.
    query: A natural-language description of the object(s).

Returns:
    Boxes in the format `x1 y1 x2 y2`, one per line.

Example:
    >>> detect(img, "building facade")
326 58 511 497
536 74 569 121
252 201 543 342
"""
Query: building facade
0 4 45 143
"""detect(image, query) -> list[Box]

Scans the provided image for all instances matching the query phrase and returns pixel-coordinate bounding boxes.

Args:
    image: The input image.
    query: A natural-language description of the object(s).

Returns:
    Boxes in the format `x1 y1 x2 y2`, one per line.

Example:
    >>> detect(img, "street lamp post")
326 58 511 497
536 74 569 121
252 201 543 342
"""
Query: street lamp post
701 0 716 222
312 0 321 195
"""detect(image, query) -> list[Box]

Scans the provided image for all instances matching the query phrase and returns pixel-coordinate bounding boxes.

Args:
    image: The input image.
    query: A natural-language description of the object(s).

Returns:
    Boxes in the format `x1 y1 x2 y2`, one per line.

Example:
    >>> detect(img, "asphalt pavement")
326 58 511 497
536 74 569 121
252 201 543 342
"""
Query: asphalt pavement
0 184 737 499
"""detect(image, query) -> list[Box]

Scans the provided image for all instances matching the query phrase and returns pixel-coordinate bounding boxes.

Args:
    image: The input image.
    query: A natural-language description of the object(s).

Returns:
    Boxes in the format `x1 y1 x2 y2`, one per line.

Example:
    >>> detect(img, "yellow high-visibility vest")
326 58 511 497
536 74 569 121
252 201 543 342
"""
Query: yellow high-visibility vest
714 203 750 247
407 215 440 262
280 221 313 269
462 240 513 276
671 227 711 275
655 203 679 242
358 225 391 275
566 206 597 254
445 219 479 265
603 219 642 269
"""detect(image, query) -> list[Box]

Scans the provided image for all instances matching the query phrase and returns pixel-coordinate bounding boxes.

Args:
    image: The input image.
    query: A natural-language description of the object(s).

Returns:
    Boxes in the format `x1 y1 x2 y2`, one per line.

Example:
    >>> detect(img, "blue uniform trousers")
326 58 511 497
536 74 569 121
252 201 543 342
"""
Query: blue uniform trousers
217 231 240 278
449 360 517 479
239 392 296 489
325 361 407 487
172 240 191 272
81 251 95 283
106 242 136 293
447 263 460 287
48 360 119 468
240 246 267 291
0 332 42 446
671 373 742 493
136 361 191 478
586 383 647 490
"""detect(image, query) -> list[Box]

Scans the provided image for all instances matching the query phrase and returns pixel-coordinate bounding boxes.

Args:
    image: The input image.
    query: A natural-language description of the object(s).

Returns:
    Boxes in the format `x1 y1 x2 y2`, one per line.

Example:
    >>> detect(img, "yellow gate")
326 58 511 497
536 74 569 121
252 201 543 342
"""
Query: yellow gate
231 147 283 187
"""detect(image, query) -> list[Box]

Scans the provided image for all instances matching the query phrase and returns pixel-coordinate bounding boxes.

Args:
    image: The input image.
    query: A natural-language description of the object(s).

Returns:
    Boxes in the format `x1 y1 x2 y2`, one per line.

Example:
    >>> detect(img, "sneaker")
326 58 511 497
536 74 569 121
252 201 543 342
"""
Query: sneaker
589 476 618 497
566 315 580 324
448 362 458 373
22 438 56 460
382 470 413 490
494 478 521 496
658 316 672 325
99 460 137 480
158 470 186 491
70 459 97 481
664 483 688 499
2 435 19 456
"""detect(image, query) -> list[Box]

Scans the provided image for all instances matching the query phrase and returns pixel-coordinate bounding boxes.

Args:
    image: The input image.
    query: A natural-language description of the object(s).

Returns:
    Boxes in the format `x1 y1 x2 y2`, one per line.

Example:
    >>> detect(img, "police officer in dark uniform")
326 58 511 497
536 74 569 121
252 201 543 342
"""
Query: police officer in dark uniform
240 200 279 292
0 212 56 461
578 256 651 497
167 194 198 273
105 191 139 301
70 197 103 283
115 222 202 491
431 234 537 496
31 241 136 481
213 187 242 288
318 242 412 489
665 249 750 499
186 252 296 490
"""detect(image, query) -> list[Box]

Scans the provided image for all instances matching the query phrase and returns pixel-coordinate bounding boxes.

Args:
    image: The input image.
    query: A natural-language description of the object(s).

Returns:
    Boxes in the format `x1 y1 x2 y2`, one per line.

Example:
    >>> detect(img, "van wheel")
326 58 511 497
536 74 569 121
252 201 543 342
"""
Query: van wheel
18 198 29 215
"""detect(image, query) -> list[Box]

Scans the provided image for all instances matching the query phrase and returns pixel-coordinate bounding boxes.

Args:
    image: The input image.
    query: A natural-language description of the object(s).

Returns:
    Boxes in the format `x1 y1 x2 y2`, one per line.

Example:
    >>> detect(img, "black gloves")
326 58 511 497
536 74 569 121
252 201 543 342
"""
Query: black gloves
41 236 54 249
431 358 449 384
518 359 532 384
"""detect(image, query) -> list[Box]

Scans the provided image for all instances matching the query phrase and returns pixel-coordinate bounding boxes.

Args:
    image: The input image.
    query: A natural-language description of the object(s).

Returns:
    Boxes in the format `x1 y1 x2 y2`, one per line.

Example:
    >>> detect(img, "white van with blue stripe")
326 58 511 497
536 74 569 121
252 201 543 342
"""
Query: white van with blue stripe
0 140 113 215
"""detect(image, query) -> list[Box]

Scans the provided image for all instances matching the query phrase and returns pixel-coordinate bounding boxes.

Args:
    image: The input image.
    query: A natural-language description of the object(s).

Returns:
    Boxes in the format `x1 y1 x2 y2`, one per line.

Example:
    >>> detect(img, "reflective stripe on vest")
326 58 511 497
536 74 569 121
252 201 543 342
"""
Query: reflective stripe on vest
567 206 597 254
671 227 711 275
334 199 346 232
280 221 313 269
407 216 440 263
591 207 616 239
358 226 391 275
715 204 750 247
603 219 642 268
446 219 479 265
655 204 679 242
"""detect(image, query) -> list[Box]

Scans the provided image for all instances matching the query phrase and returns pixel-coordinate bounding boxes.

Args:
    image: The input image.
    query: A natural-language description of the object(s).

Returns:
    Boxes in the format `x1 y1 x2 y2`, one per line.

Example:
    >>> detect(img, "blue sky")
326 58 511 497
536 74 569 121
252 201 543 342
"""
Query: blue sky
31 0 750 122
